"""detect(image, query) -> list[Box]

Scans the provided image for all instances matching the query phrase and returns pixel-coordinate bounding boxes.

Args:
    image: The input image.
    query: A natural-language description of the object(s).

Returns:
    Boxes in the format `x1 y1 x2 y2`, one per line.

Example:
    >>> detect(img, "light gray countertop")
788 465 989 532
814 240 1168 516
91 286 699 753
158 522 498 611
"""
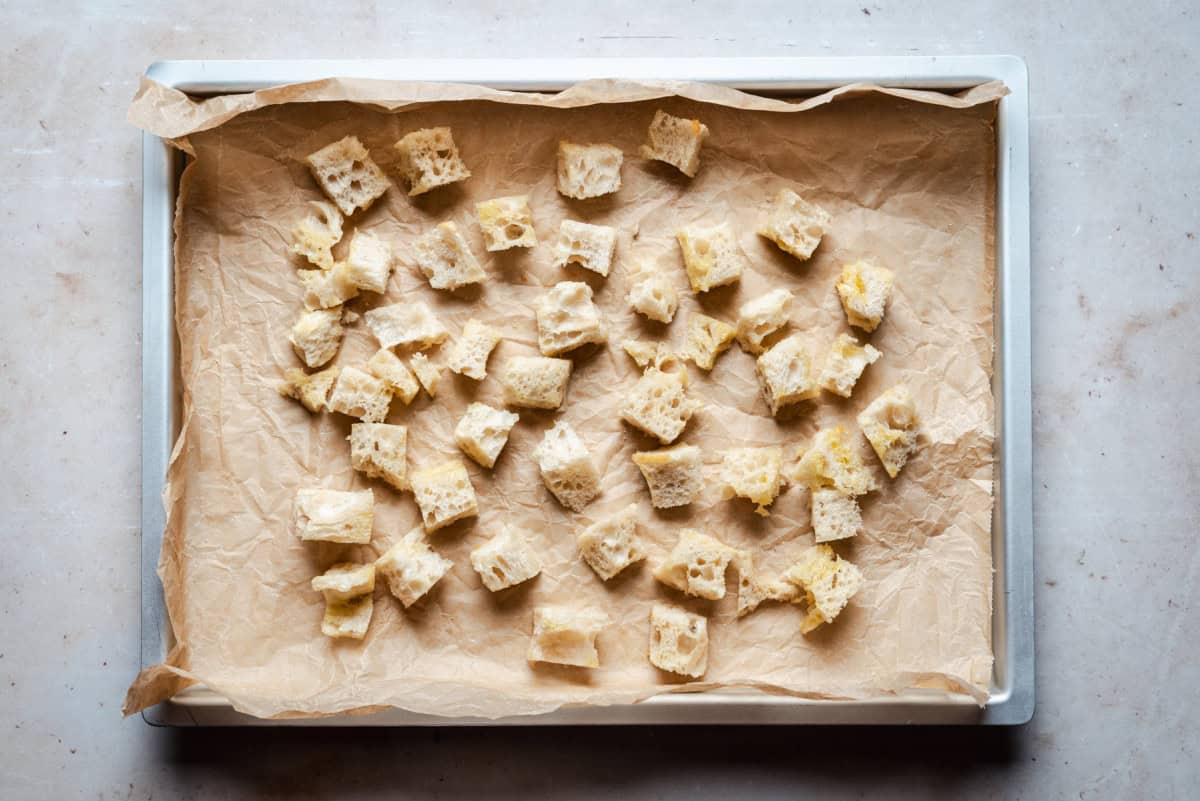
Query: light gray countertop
1 1 1197 798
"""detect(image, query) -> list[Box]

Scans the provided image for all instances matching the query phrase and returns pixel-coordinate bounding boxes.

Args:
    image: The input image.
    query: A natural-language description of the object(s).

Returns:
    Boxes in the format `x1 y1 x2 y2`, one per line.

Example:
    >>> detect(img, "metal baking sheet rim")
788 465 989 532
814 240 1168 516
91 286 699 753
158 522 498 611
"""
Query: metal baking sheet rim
139 57 1033 726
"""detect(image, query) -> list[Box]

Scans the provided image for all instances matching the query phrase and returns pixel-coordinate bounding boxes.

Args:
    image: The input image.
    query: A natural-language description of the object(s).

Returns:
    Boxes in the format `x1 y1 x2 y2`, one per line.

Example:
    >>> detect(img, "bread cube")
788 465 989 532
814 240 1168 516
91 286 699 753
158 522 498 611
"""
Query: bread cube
311 561 376 603
365 349 420 405
393 126 471 196
527 606 609 668
305 135 390 216
290 200 344 270
375 528 453 607
685 313 736 371
343 230 393 294
500 356 572 410
755 333 818 416
734 553 795 618
535 281 607 356
532 420 600 512
819 334 882 398
408 352 442 398
413 221 485 291
791 426 876 496
720 446 783 516
470 526 543 592
289 307 344 369
639 109 709 177
455 402 520 468
648 603 708 678
364 301 449 350
299 263 359 310
278 365 340 413
475 195 537 251
757 188 831 261
552 220 617 277
781 544 864 634
348 423 408 491
293 488 374 544
557 141 623 199
576 504 645 580
319 594 374 639
653 528 738 600
446 319 501 380
409 460 478 532
620 367 700 445
622 339 660 369
857 385 920 478
736 288 793 354
327 366 393 423
677 222 746 293
835 260 895 333
811 488 863 543
632 444 704 509
626 273 678 323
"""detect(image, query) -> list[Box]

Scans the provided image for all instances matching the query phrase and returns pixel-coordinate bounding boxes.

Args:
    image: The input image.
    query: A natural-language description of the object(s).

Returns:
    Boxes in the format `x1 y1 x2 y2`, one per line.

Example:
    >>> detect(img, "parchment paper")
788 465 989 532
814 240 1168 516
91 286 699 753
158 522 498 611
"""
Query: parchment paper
124 76 1001 719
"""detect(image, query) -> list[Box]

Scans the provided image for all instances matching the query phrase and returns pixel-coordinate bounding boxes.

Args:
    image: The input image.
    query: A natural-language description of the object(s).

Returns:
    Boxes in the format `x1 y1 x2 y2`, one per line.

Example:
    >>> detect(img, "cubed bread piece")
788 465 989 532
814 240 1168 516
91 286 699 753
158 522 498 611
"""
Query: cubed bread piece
527 606 609 668
408 352 442 398
475 195 537 251
632 444 704 509
327 366 393 423
791 426 876 496
736 288 793 354
653 528 738 600
648 603 708 678
720 446 783 516
626 272 679 323
305 135 390 216
375 528 453 607
455 402 520 468
639 109 709 177
290 200 344 270
299 263 359 310
532 420 601 512
343 230 393 294
364 301 449 350
576 504 645 580
677 222 747 293
289 307 344 368
857 385 920 478
811 488 863 543
734 552 797 618
413 221 485 291
470 526 543 592
819 334 882 398
278 365 340 413
319 594 373 639
622 340 679 373
620 366 700 445
835 260 895 333
446 319 501 380
552 220 617 277
366 349 420 405
409 460 478 532
535 281 607 356
685 313 736 371
311 561 376 603
500 356 572 410
348 423 407 491
293 488 374 544
781 544 864 634
755 333 818 416
757 188 831 261
557 141 623 199
393 126 471 196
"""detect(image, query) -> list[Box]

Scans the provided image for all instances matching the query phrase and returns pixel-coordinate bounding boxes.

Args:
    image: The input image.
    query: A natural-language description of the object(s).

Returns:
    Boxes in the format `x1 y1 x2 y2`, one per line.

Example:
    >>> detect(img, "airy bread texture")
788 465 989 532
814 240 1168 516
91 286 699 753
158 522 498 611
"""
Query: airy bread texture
620 366 700 445
781 544 864 634
791 426 877 496
819 333 882 398
527 606 609 668
348 423 408 491
622 339 663 370
653 528 738 601
757 188 831 261
557 141 623 199
551 220 617 277
293 488 374 544
632 444 704 509
299 263 359 309
685 312 736 370
343 230 393 294
676 221 747 293
290 200 344 269
720 446 784 516
409 460 478 532
289 307 344 368
412 221 486 291
319 594 373 639
835 260 895 332
640 109 709 177
393 127 471 196
733 552 796 618
305 135 390 216
470 526 543 592
626 272 679 323
454 402 520 469
364 301 449 350
535 281 607 356
365 349 420 405
532 420 601 512
446 319 501 380
327 366 393 423
408 352 442 398
278 365 340 413
310 561 376 603
811 488 863 543
500 356 572 410
375 528 453 607
648 603 708 678
475 195 537 251
857 385 920 478
736 288 793 354
755 333 818 416
576 504 645 580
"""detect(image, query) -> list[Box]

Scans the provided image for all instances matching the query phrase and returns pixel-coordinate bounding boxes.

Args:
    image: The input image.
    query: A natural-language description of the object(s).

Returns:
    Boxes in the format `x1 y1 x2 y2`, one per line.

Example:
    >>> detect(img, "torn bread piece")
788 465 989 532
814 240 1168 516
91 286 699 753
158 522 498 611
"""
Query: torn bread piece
780 544 864 634
343 230 393 294
626 271 679 323
736 288 793 354
528 606 609 668
857 385 920 478
557 141 623 199
318 593 373 639
408 352 442 398
677 221 747 293
720 446 783 516
835 260 895 333
279 365 340 413
640 109 709 177
622 339 665 370
756 333 818 416
299 263 359 310
501 356 572 410
311 561 376 603
552 220 617 277
293 488 374 544
289 307 344 369
734 552 797 618
364 302 449 351
455 402 520 469
819 334 882 398
535 281 607 356
327 366 392 423
621 366 700 445
375 528 453 607
653 528 739 601
790 426 876 496
685 312 736 371
576 504 646 580
366 349 420 405
290 200 344 270
348 423 407 491
409 460 478 532
632 444 704 509
532 420 601 512
476 195 537 251
412 221 485 291
811 488 863 543
470 526 543 592
446 318 501 380
757 188 831 261
393 126 470 196
648 603 708 678
305 135 390 216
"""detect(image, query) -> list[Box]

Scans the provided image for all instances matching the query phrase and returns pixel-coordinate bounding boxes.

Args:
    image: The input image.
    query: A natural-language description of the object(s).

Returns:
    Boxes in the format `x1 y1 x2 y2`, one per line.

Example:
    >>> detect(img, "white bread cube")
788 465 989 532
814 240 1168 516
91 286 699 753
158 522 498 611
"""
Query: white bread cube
791 426 876 496
620 366 700 445
857 385 920 478
305 135 390 216
819 334 882 398
311 561 376 603
532 420 601 512
756 333 818 416
501 356 572 410
366 349 420 405
476 195 537 251
364 301 448 350
622 340 678 372
557 141 623 199
736 288 793 354
290 200 344 270
454 402 520 468
375 528 453 607
327 366 393 423
685 312 736 371
781 544 864 634
413 221 485 291
319 594 373 639
289 307 344 369
446 319 501 380
408 352 442 398
576 504 645 580
409 460 478 532
648 603 708 678
811 488 863 543
835 260 895 333
734 553 796 618
393 126 471 196
627 273 678 323
552 220 617 277
470 526 543 592
535 281 607 356
632 444 704 509
677 222 747 293
653 528 738 600
343 230 393 294
757 188 831 261
299 263 359 310
278 365 340 413
639 109 709 177
348 423 407 491
293 488 374 544
720 446 783 516
527 606 609 668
